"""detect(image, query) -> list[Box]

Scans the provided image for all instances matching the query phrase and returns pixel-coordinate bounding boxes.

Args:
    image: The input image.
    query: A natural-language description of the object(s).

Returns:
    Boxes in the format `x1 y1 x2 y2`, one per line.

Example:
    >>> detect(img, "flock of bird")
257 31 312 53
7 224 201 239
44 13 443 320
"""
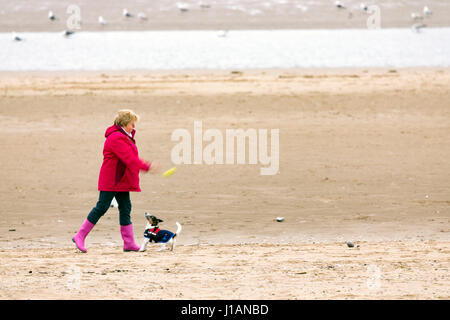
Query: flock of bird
11 2 436 41
12 2 212 41
334 1 433 31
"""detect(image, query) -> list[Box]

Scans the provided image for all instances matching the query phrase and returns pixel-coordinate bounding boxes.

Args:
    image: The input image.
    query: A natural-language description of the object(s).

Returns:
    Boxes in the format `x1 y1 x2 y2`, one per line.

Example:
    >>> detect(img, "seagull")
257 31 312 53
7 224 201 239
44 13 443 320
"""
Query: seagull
335 1 346 9
411 12 424 21
12 32 22 41
295 4 308 12
98 16 107 25
412 23 427 33
137 12 148 20
123 8 132 17
423 6 432 16
177 2 189 12
217 30 228 38
62 30 75 37
249 9 263 16
360 3 368 12
48 10 56 20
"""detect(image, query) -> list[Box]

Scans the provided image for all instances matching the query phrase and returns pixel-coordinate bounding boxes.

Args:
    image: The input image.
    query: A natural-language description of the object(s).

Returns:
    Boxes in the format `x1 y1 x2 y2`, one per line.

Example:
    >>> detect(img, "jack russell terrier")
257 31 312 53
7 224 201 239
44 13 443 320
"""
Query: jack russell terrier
139 212 182 252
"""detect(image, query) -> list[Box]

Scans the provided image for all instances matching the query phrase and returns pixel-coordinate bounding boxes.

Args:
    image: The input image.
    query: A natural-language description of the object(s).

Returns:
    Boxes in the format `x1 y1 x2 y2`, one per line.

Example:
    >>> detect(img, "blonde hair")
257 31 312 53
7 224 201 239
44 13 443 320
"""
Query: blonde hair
114 109 140 127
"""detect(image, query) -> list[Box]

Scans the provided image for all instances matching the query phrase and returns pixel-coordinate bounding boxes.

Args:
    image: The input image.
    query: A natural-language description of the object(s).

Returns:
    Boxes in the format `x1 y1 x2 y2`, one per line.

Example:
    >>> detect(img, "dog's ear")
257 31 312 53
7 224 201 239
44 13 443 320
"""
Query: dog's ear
158 219 164 223
150 216 159 224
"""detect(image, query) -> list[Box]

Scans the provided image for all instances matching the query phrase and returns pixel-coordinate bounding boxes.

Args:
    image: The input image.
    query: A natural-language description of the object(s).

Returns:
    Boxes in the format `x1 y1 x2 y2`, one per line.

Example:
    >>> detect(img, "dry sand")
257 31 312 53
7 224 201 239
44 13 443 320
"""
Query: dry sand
0 68 449 299
0 242 448 299
0 0 449 32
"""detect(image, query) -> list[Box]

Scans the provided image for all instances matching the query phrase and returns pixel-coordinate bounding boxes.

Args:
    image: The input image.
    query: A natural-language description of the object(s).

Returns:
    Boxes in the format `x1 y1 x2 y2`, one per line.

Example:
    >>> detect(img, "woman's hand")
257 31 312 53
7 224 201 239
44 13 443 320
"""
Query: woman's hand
148 160 161 174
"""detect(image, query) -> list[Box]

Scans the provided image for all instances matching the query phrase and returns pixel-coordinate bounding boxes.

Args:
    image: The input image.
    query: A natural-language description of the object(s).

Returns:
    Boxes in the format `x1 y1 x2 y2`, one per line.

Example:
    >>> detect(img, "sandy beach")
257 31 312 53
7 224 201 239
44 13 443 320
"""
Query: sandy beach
1 0 449 32
0 68 449 299
0 242 448 299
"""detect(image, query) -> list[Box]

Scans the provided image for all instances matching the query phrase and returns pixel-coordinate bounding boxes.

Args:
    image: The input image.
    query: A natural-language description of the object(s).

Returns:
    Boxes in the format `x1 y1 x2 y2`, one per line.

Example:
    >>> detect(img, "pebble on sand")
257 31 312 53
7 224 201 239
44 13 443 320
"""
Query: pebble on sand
346 241 355 248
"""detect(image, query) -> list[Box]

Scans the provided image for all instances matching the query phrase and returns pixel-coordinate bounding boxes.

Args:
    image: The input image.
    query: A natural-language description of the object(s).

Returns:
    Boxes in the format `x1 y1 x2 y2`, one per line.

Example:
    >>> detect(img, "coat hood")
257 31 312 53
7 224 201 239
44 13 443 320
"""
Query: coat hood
105 124 136 141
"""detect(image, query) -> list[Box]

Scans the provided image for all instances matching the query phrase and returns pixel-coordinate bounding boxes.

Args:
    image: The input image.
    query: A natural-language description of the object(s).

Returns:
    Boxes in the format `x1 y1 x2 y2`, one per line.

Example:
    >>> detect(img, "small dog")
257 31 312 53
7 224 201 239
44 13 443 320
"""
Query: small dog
139 212 182 252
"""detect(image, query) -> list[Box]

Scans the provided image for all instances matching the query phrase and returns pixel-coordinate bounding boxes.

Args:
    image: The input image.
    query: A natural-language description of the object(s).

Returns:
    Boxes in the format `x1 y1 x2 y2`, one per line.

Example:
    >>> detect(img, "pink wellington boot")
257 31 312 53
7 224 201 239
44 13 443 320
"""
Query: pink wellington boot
120 224 141 252
72 219 95 253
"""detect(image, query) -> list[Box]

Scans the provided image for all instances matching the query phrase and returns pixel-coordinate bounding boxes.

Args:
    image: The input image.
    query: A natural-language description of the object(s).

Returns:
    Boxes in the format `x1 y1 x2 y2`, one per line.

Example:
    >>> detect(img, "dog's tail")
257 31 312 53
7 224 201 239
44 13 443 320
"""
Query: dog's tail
174 222 182 237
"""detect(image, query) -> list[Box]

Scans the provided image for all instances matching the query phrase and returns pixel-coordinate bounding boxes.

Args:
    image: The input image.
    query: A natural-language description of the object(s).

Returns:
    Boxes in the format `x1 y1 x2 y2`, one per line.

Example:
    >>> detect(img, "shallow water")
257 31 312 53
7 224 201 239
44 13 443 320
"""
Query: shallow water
1 28 450 70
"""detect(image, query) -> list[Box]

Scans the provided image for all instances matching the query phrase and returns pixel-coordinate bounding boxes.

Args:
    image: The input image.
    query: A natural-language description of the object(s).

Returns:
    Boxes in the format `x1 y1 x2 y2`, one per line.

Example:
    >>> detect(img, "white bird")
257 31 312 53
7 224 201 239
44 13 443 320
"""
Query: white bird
123 8 132 17
48 10 56 20
360 3 368 12
137 12 148 20
335 1 346 9
411 12 424 21
412 23 427 33
296 4 308 12
98 16 107 25
62 30 75 37
249 9 263 16
177 2 189 12
217 30 228 37
12 32 22 41
423 6 432 16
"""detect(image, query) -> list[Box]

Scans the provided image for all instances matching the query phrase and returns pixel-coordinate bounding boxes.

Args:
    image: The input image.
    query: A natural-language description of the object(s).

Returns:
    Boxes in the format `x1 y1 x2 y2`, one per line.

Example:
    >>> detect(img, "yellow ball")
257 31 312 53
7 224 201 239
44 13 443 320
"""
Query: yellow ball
162 167 177 178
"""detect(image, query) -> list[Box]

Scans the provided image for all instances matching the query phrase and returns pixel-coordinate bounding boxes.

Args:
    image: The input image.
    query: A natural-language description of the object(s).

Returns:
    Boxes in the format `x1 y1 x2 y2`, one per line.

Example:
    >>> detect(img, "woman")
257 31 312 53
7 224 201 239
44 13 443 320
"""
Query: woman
72 109 159 252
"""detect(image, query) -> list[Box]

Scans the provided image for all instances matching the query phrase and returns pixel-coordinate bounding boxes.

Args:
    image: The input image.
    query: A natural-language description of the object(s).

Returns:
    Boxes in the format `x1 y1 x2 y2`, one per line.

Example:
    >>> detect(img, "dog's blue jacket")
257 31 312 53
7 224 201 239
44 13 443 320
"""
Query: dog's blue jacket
144 227 175 243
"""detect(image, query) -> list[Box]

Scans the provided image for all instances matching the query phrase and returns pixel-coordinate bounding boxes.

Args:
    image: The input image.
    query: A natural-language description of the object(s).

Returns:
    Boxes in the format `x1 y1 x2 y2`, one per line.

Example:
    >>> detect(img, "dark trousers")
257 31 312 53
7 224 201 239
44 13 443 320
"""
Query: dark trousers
87 191 132 226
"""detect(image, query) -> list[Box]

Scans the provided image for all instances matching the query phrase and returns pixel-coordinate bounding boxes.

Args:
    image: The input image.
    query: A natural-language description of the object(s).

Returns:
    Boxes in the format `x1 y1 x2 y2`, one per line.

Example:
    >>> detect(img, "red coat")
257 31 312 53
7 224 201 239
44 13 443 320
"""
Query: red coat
98 125 150 192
